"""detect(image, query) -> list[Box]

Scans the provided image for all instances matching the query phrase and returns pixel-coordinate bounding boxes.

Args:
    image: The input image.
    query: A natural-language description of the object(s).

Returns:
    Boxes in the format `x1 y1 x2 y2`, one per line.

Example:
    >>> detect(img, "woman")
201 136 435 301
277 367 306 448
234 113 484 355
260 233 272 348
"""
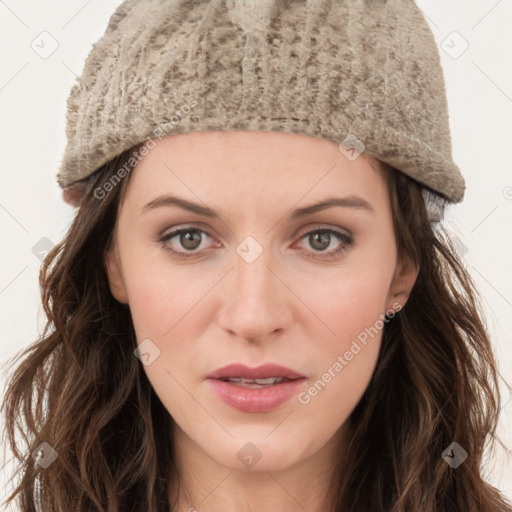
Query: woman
2 1 511 511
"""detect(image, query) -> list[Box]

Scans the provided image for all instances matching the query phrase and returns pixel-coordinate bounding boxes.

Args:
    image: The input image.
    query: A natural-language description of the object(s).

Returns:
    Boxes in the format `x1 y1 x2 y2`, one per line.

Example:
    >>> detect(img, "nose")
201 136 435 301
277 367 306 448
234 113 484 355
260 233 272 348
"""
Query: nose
217 247 293 343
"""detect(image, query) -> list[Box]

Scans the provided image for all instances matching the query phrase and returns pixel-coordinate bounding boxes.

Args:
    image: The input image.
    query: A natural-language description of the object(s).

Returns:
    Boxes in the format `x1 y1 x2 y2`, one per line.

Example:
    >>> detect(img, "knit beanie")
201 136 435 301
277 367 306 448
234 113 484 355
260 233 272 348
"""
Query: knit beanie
55 0 466 222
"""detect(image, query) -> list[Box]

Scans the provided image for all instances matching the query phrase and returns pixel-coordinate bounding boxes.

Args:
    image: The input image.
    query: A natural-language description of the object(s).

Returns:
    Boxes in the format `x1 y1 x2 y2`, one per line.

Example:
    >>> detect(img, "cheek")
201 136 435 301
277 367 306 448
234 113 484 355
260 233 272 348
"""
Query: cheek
324 272 391 347
118 244 206 341
307 276 389 382
295 246 396 412
302 241 396 356
294 279 390 427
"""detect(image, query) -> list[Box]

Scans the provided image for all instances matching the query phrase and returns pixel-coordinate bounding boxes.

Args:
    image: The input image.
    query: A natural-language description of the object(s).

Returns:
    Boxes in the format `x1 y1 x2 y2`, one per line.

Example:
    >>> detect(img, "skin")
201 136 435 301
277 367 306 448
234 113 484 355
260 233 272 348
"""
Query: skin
105 130 418 512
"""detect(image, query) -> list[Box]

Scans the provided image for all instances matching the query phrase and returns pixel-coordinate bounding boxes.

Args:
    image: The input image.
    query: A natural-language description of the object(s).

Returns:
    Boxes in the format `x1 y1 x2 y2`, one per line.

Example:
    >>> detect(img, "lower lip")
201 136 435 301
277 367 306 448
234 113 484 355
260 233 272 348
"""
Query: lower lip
207 378 306 413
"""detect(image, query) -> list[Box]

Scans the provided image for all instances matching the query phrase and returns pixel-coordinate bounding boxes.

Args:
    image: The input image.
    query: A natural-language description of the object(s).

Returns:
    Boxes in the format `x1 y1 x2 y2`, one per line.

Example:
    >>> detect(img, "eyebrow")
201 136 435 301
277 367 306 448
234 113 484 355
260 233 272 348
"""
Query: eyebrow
141 194 374 219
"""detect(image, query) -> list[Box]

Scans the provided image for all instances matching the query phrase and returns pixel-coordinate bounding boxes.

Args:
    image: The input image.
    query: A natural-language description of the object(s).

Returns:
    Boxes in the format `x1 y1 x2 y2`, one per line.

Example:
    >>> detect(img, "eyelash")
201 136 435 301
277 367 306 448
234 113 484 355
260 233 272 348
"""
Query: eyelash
157 226 354 261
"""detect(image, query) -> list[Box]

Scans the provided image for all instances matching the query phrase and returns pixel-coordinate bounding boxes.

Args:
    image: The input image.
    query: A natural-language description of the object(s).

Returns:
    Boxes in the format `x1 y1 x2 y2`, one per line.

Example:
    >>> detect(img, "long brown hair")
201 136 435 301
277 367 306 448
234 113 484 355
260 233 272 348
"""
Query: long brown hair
2 145 511 512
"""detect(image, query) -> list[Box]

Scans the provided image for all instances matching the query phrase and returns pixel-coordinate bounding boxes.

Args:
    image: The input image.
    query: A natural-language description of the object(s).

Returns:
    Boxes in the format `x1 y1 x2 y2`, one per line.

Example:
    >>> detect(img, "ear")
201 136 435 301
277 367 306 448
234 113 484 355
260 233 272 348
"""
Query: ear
104 245 129 304
385 257 419 312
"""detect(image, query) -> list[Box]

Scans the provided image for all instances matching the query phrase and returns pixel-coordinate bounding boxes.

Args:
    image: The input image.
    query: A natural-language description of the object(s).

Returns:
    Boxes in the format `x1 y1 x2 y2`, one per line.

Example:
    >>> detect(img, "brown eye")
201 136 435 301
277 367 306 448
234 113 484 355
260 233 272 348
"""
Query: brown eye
297 228 354 260
158 228 214 259
309 231 331 251
178 230 203 250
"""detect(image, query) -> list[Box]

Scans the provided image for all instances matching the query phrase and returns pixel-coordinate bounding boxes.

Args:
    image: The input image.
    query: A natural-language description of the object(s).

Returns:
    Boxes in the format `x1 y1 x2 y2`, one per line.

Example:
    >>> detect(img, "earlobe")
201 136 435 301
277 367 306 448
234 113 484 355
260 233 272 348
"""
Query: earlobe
386 259 419 312
104 246 129 304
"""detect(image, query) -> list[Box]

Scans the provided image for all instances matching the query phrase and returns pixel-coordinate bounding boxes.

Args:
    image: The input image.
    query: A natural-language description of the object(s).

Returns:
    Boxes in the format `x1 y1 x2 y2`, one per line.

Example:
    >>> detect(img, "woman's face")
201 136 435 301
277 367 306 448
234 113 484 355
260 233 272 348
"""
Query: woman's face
106 131 417 474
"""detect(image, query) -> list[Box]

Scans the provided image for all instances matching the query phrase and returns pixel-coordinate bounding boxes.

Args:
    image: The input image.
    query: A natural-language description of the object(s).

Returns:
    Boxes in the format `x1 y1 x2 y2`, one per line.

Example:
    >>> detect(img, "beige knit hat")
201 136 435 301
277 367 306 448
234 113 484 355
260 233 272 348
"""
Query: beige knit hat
56 0 466 218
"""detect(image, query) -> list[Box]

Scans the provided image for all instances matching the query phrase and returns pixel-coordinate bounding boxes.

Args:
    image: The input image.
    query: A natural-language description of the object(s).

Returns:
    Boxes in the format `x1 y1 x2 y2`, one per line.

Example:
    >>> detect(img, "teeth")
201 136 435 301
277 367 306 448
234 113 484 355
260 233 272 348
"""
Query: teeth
222 377 287 388
255 377 285 384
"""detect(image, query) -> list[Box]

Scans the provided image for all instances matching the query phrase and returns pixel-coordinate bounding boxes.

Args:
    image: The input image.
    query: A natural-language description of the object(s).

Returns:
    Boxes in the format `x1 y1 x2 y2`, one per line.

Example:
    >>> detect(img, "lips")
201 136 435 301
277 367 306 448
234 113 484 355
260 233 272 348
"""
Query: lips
207 364 307 412
207 363 305 381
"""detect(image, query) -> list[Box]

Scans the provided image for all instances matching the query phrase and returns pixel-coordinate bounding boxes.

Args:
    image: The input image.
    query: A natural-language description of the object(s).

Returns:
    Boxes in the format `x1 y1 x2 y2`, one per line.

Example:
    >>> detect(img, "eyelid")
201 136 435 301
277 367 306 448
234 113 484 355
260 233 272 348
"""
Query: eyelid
158 222 352 245
158 225 217 249
157 222 354 261
293 222 352 239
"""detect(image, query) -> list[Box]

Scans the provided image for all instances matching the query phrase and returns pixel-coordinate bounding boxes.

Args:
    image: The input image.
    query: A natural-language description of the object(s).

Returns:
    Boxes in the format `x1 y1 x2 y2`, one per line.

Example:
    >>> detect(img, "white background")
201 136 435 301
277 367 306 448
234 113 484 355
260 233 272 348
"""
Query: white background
0 0 511 508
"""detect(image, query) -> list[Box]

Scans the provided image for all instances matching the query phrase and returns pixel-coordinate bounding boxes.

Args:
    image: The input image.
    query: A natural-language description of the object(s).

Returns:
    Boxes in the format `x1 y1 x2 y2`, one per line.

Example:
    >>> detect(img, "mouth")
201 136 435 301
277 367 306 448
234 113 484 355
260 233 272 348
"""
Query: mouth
207 364 307 413
218 376 301 388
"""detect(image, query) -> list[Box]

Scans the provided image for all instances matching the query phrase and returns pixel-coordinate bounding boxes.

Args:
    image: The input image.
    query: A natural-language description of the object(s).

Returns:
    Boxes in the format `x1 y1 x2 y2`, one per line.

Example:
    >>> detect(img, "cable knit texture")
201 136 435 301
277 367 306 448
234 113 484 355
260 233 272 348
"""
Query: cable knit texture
56 0 466 207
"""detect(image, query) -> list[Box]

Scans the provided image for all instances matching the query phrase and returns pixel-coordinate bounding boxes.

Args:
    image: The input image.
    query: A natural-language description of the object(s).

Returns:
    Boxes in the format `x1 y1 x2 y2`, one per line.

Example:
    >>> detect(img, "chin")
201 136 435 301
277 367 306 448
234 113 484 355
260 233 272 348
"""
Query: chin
202 434 306 473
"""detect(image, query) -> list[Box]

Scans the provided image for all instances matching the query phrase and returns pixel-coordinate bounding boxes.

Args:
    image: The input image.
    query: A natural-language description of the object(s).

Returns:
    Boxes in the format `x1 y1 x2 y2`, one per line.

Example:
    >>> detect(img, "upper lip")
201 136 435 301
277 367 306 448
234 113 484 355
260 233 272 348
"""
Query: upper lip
207 363 306 380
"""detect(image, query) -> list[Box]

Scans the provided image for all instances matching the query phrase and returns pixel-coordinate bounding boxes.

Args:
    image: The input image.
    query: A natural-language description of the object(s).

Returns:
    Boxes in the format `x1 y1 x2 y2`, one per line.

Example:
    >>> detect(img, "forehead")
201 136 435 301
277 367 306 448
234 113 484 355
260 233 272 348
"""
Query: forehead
122 131 389 214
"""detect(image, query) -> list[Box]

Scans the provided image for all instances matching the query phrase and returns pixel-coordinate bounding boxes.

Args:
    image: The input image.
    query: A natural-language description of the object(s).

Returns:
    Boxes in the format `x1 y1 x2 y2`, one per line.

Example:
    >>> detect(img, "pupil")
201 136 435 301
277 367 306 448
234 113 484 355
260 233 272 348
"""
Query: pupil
311 231 330 251
181 230 201 250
